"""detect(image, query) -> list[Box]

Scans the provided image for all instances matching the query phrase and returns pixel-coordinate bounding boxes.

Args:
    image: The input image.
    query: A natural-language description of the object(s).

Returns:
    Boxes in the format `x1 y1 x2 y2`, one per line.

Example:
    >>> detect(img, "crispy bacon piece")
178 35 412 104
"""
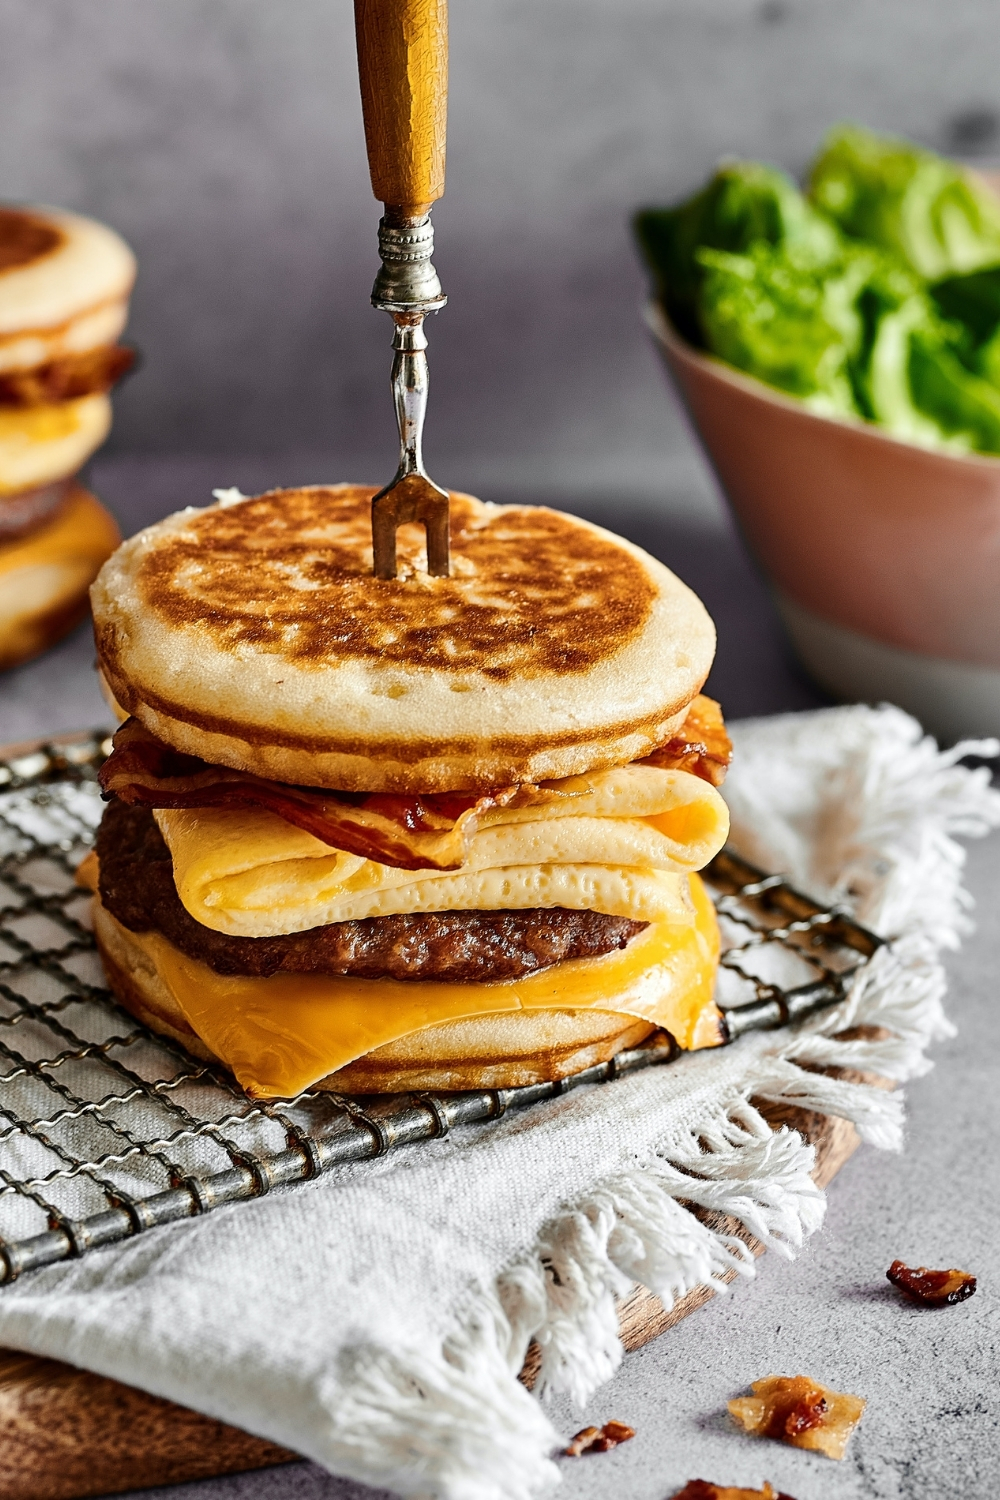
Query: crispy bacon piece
0 345 135 407
671 1483 797 1500
727 1375 865 1461
563 1426 600 1457
563 1420 635 1456
98 717 511 871
642 695 732 787
99 695 728 870
886 1259 977 1306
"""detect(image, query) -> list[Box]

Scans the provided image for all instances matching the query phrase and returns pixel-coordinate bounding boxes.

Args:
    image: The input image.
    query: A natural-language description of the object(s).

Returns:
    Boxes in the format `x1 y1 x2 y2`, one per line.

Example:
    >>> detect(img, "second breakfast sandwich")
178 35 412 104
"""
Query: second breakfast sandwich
0 204 134 668
84 484 733 1098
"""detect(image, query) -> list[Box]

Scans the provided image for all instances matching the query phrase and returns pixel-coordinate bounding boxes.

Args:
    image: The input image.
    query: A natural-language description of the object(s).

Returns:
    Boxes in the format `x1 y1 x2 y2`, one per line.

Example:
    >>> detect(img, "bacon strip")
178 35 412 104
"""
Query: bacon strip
99 719 512 871
0 345 136 408
99 696 731 871
641 695 732 787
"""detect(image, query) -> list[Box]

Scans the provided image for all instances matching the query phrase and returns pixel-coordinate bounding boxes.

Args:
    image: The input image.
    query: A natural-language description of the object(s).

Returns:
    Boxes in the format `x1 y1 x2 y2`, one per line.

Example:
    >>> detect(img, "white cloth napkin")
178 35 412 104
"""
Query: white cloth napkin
0 705 996 1500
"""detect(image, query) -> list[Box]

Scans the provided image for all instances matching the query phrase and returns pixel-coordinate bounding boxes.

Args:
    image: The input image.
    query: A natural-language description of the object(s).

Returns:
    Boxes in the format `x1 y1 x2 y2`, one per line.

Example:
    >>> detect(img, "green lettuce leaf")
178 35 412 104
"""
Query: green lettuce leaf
975 323 1000 387
635 128 1000 456
931 266 1000 346
850 276 1000 453
864 299 957 447
908 325 1000 452
634 160 840 343
809 123 1000 280
850 257 929 421
693 243 859 417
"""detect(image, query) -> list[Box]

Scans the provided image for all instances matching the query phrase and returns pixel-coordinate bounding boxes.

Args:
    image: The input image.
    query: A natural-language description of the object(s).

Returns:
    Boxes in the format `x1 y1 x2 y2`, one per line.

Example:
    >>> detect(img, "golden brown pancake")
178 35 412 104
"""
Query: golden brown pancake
0 206 135 377
91 486 717 792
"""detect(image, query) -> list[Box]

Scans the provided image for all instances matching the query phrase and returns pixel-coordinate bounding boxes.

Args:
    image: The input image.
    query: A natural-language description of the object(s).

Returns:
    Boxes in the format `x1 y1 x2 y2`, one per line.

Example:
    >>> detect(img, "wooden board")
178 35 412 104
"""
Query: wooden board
0 1106 860 1500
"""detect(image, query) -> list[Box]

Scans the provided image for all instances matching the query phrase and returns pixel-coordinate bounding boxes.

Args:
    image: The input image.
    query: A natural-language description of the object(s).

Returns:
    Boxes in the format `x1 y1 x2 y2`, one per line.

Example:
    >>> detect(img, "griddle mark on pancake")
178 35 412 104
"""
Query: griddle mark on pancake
0 210 64 274
134 488 657 681
96 802 650 982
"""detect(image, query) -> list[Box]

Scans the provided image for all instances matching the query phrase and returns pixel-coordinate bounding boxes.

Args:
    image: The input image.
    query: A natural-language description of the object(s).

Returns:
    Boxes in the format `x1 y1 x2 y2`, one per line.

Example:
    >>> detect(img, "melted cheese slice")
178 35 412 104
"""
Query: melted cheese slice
156 765 730 937
106 874 722 1097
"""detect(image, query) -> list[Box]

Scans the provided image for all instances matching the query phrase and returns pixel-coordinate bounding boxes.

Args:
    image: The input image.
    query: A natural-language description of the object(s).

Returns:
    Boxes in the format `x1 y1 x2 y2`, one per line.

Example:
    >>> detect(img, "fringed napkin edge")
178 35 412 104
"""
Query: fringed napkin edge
307 707 1000 1500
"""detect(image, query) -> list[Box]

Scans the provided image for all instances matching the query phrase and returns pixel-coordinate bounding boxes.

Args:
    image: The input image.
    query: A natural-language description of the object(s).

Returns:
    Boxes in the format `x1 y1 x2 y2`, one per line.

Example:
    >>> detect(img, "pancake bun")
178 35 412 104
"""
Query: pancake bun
0 483 120 670
91 485 717 793
0 206 135 374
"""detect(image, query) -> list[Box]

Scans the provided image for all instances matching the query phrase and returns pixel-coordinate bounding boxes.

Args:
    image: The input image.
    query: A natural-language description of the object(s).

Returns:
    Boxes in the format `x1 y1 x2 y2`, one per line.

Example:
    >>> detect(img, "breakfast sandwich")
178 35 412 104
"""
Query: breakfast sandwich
82 485 733 1098
0 205 135 668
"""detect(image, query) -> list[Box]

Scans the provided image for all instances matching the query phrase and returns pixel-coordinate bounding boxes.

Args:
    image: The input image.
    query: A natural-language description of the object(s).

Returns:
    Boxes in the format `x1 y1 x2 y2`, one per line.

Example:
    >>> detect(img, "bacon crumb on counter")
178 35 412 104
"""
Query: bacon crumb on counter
886 1259 977 1305
727 1374 865 1460
671 1482 798 1500
563 1420 635 1456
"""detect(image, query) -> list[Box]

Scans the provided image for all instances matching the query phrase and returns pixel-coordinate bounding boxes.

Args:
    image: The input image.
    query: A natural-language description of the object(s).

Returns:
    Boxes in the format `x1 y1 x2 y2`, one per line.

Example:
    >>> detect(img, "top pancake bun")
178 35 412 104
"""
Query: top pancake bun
0 206 136 375
91 485 716 793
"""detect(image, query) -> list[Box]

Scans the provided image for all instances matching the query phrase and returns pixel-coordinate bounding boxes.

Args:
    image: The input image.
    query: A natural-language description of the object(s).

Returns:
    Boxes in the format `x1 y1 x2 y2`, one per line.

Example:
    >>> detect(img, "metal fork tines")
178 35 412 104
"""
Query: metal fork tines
370 212 450 580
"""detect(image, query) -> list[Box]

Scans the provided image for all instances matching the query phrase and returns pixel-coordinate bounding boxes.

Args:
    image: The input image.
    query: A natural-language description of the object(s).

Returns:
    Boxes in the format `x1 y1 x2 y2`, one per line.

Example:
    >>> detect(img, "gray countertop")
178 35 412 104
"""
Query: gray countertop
3 458 996 1500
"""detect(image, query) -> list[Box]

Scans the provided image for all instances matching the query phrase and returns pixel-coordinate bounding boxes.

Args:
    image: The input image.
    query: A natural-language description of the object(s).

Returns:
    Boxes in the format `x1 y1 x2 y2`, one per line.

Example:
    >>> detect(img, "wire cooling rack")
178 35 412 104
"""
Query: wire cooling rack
0 731 881 1284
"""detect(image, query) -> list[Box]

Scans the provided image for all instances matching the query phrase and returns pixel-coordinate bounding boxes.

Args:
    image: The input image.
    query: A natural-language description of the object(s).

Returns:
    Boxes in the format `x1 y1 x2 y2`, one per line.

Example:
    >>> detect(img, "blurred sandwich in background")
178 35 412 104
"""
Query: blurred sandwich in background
0 204 135 670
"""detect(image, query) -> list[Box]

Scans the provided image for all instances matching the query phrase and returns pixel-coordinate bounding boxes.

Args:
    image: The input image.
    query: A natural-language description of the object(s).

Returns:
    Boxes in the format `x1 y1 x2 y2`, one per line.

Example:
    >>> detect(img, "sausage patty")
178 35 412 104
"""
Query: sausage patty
95 801 649 983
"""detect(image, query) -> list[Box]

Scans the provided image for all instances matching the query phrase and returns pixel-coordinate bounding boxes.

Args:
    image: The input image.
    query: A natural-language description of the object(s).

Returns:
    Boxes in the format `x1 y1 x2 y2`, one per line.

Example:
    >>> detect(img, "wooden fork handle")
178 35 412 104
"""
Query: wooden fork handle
354 0 448 218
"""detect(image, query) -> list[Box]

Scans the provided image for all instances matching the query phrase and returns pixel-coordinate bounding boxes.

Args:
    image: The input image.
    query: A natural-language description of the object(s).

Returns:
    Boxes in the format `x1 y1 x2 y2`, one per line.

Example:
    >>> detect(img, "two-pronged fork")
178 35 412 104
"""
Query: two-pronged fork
354 0 451 579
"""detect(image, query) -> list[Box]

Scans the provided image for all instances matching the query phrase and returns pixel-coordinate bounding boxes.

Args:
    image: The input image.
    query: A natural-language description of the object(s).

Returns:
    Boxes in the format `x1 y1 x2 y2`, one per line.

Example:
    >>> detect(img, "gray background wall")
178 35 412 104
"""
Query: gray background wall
2 0 1000 510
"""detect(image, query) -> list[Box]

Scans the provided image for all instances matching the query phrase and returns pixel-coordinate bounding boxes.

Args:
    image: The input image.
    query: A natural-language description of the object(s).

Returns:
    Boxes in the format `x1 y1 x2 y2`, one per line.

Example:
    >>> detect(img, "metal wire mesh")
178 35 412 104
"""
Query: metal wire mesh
0 732 881 1284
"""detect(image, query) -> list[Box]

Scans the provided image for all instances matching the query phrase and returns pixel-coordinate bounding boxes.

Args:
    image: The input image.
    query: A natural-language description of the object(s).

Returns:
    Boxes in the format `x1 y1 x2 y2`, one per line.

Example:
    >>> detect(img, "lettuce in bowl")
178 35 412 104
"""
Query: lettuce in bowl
635 125 1000 456
809 123 1000 280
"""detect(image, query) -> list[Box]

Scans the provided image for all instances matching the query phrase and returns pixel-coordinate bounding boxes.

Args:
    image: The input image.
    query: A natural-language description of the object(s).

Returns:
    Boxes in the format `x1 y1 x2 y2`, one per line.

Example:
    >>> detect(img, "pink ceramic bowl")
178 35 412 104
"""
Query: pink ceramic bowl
648 301 1000 742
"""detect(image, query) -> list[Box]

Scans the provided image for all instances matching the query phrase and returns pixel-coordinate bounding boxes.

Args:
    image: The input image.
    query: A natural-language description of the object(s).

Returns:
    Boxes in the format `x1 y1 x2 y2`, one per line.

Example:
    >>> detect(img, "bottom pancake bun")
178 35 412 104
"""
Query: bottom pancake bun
91 897 721 1096
323 1012 656 1092
0 484 120 671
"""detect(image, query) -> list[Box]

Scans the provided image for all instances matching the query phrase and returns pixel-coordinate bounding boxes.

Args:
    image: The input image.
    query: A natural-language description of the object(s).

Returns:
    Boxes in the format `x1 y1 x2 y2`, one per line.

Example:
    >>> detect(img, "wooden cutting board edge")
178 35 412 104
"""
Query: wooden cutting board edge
0 1106 860 1500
